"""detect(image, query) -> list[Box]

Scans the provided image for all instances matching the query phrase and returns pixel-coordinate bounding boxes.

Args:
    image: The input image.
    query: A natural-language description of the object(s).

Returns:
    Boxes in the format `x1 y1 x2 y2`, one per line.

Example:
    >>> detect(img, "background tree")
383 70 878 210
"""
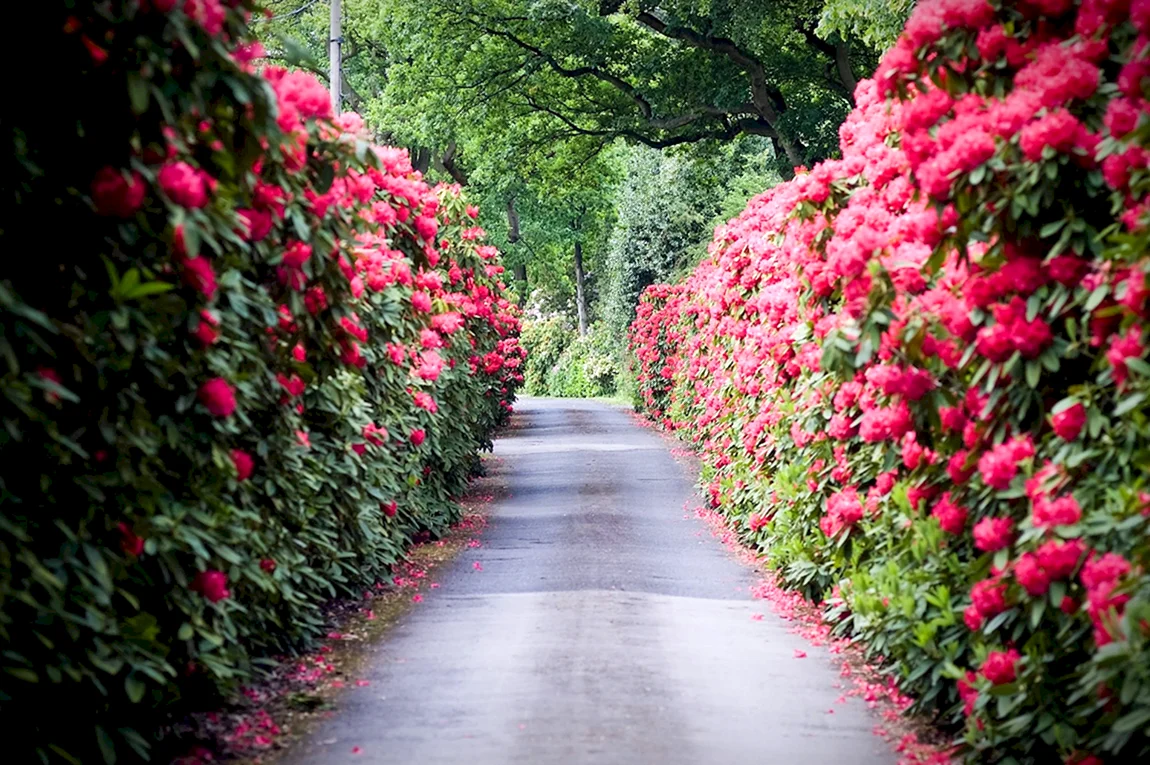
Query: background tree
365 0 875 177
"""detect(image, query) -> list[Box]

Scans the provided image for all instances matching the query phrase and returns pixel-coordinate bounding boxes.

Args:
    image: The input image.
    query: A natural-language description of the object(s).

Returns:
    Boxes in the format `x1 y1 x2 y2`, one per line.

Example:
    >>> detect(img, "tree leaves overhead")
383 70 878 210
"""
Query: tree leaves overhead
367 0 873 175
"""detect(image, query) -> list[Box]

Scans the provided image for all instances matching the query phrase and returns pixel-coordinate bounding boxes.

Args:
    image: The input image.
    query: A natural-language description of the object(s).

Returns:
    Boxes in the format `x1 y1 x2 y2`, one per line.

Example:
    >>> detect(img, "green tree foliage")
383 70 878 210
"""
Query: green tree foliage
367 0 873 175
817 0 915 52
602 142 779 339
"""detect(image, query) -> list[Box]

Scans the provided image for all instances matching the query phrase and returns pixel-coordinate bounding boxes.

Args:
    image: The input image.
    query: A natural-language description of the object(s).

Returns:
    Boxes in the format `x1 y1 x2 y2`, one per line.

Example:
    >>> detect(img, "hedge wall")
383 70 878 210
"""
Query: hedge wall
0 2 522 762
631 1 1150 762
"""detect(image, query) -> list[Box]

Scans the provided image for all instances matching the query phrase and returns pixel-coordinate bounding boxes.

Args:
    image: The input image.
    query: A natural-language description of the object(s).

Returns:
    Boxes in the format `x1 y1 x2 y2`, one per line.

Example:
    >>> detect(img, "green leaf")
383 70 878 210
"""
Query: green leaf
127 73 150 115
124 675 146 704
1085 284 1109 312
4 666 39 683
1025 361 1041 389
1114 392 1145 417
95 725 117 764
1113 707 1150 733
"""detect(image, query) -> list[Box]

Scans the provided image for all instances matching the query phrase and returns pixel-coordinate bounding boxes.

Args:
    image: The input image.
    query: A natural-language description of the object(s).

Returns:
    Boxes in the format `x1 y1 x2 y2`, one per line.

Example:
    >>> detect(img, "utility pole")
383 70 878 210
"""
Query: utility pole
329 0 342 114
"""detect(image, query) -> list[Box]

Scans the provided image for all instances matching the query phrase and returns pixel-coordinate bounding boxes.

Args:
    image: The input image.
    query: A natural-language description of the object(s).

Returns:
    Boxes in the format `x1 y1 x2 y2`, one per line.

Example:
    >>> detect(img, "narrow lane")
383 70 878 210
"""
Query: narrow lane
284 397 896 764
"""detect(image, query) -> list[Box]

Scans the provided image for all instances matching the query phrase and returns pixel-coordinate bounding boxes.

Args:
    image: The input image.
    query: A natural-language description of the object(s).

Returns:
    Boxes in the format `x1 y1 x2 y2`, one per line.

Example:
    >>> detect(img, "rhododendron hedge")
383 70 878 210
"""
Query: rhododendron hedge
0 3 521 761
631 1 1150 761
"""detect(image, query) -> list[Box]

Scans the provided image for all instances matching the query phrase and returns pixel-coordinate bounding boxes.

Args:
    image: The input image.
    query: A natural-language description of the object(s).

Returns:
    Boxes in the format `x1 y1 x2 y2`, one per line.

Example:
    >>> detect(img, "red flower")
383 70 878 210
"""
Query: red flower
191 570 230 603
980 649 1021 685
410 428 426 447
1106 327 1144 387
1081 552 1131 591
197 378 236 417
972 516 1013 552
91 167 146 217
237 208 273 241
930 492 968 535
81 35 108 65
1014 553 1051 596
118 522 145 557
956 670 979 715
1032 494 1082 528
158 161 212 209
977 436 1033 490
381 501 398 518
282 241 312 269
363 423 389 446
260 558 277 573
413 391 438 413
819 487 864 538
192 309 219 346
1035 539 1085 580
411 291 433 312
971 578 1008 618
181 256 218 300
231 449 254 481
415 351 444 382
415 216 439 241
1019 110 1081 161
1051 402 1086 441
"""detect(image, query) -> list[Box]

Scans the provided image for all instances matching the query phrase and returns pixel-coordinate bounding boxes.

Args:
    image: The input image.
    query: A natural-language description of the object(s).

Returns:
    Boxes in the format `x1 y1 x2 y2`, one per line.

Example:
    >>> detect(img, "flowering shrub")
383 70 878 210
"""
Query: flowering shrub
631 1 1150 761
0 2 521 761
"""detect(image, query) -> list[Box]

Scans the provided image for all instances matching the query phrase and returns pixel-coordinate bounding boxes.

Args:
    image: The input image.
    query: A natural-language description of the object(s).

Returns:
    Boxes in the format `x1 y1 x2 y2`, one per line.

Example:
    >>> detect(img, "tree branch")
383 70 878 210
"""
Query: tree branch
794 23 856 103
634 10 804 166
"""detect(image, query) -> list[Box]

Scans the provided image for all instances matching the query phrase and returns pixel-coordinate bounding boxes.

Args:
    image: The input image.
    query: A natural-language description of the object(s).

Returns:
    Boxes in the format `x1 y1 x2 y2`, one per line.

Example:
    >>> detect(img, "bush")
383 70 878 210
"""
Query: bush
631 2 1150 762
0 3 522 762
521 319 618 398
521 316 576 394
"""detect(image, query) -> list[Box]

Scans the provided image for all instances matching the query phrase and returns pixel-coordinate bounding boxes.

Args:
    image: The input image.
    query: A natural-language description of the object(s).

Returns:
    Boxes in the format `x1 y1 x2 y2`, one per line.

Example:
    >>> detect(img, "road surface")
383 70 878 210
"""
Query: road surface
283 397 897 765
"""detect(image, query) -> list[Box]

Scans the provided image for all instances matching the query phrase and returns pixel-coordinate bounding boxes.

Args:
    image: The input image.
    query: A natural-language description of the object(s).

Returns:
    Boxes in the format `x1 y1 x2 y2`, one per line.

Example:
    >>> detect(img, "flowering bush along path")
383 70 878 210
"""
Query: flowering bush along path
630 2 1150 763
1 3 521 762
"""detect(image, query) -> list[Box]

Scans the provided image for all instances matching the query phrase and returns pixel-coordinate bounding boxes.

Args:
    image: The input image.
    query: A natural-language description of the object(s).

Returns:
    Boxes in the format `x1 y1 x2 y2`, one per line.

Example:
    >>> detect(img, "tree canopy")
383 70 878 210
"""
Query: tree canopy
366 0 877 175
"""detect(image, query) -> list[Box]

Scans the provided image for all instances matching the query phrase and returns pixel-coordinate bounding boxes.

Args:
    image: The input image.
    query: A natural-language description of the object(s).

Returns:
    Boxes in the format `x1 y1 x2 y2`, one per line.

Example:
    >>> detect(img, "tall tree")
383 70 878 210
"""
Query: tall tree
364 0 875 176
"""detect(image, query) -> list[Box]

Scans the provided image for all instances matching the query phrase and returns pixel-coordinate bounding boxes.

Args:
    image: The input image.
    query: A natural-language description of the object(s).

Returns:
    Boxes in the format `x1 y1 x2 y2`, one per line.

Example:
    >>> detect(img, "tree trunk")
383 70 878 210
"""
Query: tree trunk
513 263 527 307
574 240 588 337
834 41 858 101
411 147 431 175
506 197 521 243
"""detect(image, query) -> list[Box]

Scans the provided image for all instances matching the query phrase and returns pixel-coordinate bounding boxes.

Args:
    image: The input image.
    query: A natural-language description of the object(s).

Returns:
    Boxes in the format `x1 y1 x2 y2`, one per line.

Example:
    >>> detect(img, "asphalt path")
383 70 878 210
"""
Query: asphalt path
283 397 897 765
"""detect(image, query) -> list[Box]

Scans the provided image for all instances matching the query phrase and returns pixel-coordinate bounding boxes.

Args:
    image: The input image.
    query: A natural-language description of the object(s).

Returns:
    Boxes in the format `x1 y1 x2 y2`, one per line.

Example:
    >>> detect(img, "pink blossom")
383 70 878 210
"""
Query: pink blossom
980 649 1021 685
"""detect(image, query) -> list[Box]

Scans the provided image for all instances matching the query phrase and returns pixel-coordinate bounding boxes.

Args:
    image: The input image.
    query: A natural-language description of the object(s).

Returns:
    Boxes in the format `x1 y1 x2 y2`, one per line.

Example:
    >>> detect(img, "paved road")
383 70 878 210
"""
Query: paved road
284 397 896 765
